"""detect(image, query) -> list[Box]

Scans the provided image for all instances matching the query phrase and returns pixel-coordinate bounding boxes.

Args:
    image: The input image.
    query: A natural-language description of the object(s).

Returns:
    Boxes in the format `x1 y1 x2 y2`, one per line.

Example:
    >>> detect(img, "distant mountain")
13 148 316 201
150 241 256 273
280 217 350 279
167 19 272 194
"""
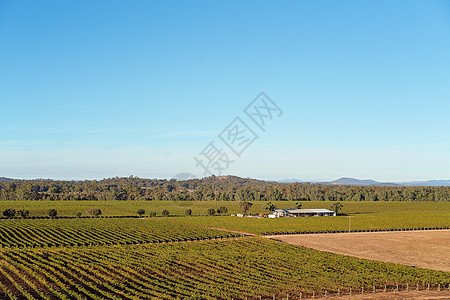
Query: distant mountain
399 180 450 187
325 177 399 186
278 179 304 183
0 177 13 181
315 177 450 187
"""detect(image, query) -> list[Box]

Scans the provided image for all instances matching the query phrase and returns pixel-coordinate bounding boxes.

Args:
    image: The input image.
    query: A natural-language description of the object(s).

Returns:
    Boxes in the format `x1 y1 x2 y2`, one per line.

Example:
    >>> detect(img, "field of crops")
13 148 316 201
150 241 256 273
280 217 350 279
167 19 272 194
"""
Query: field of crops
0 237 448 300
0 211 448 248
1 200 448 217
0 218 238 248
0 201 448 299
169 210 450 235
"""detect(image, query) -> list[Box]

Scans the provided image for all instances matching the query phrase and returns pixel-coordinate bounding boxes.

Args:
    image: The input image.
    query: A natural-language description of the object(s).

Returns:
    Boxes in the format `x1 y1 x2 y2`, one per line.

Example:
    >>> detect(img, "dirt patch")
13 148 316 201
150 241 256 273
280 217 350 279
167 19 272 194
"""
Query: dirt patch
326 290 450 299
268 230 450 272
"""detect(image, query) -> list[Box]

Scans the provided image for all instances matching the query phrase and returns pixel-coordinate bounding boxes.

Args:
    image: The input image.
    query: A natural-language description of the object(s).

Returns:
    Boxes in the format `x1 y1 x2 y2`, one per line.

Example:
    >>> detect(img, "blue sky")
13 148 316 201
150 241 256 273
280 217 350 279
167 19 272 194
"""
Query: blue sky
1 0 450 181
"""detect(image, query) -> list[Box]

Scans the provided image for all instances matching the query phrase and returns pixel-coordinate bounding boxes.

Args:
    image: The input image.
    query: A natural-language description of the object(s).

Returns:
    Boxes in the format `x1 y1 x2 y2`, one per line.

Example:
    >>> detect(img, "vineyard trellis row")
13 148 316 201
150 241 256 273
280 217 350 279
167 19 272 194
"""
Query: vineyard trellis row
0 237 448 300
0 218 242 248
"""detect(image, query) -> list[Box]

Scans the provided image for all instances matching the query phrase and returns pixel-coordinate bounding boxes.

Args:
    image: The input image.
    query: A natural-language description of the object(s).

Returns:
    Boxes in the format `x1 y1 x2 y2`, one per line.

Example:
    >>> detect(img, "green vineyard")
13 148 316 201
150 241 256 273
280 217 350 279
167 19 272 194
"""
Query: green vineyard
0 237 448 300
167 211 450 235
0 201 448 299
0 218 238 248
0 200 448 217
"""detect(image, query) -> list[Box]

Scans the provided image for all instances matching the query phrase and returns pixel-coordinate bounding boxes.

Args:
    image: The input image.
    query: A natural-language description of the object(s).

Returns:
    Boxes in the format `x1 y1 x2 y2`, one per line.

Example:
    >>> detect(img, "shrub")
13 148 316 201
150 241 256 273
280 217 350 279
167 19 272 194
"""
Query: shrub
18 209 30 219
207 208 216 216
48 209 57 219
185 209 192 216
75 212 82 218
149 211 157 217
217 206 228 216
3 208 16 218
86 208 102 218
162 210 169 217
294 202 303 209
137 209 146 217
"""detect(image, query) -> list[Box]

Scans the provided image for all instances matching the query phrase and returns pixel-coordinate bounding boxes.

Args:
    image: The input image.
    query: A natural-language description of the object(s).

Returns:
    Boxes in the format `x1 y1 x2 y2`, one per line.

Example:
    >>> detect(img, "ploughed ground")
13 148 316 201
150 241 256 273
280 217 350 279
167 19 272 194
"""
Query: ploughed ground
267 230 450 272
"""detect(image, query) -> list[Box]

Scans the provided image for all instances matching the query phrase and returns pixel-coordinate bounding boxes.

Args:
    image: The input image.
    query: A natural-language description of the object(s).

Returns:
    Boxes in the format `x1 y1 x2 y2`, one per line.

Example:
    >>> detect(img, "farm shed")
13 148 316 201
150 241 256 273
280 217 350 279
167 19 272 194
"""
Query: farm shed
272 209 336 218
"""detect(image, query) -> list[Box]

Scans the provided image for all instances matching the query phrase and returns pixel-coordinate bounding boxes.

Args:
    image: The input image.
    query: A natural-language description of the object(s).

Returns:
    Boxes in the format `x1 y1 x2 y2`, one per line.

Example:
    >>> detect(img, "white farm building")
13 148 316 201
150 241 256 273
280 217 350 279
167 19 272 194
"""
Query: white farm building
271 209 336 218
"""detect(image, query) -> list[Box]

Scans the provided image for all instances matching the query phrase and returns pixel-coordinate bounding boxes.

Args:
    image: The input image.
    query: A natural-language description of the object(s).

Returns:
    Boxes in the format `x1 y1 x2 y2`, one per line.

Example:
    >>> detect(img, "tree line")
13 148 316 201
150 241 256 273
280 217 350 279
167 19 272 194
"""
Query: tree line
0 175 449 202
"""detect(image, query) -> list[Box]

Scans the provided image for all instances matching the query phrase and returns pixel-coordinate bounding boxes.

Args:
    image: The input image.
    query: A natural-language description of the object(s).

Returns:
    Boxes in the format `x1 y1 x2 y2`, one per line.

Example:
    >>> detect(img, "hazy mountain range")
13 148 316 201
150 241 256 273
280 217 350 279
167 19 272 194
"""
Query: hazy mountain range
2 176 450 187
278 177 450 187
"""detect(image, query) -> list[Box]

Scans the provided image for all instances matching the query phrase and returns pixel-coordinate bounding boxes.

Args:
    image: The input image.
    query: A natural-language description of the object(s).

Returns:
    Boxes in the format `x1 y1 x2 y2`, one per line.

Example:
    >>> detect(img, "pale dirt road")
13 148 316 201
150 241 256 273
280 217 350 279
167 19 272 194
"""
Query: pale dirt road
267 230 450 272
326 290 450 299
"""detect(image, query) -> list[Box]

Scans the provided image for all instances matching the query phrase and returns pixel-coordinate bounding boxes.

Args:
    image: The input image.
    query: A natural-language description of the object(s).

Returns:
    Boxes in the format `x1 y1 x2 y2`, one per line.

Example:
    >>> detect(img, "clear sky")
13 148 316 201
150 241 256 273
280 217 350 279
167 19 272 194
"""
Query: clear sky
1 0 450 181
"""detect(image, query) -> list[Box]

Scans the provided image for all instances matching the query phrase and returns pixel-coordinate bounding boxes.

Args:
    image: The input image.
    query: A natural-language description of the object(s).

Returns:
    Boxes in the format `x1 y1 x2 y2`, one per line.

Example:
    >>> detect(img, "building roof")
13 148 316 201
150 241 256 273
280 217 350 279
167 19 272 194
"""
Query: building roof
274 209 335 213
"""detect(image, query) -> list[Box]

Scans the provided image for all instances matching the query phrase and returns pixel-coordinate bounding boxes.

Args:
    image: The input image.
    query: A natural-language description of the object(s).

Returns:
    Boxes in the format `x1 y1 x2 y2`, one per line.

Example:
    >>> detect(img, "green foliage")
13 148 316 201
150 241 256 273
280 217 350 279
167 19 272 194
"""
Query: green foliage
75 212 82 218
239 201 253 216
149 211 157 217
0 175 449 202
217 206 228 216
0 200 448 218
293 201 303 209
137 209 145 217
162 209 169 217
186 294 206 300
236 188 255 202
185 209 192 216
17 209 29 219
263 201 276 212
268 188 282 201
86 208 102 218
0 218 236 247
330 202 343 215
0 238 447 299
2 208 16 218
207 208 216 216
170 210 450 235
48 209 57 218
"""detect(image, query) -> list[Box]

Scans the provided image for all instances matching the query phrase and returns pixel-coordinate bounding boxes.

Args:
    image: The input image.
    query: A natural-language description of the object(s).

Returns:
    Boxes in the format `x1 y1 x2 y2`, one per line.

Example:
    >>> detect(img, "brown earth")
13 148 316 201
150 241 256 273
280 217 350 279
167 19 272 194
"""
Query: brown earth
326 290 450 299
267 230 450 272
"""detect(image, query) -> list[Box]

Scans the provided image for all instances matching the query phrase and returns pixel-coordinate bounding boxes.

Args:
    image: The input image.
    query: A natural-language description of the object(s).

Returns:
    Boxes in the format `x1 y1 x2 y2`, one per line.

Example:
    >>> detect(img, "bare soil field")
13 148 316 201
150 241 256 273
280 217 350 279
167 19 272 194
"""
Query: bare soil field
268 230 450 272
326 290 450 299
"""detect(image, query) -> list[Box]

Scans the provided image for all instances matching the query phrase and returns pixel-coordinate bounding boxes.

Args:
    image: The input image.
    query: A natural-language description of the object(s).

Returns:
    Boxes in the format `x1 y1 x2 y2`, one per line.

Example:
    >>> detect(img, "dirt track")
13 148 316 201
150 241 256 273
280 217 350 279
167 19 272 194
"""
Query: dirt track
326 290 450 299
268 230 450 272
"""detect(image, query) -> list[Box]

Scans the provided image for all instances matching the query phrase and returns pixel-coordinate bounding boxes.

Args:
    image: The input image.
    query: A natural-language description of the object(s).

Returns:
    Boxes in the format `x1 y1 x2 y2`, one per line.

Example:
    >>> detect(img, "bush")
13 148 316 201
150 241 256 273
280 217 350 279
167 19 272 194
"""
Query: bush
217 206 228 216
207 208 216 216
3 208 16 218
75 212 82 218
48 209 57 218
149 211 157 217
185 209 192 216
162 210 169 217
86 208 102 218
137 209 146 217
18 209 29 219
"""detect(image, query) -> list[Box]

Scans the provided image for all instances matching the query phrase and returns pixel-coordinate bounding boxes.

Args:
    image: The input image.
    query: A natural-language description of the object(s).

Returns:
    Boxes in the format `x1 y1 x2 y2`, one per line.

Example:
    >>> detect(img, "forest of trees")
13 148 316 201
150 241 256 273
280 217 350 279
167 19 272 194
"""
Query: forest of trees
0 175 449 202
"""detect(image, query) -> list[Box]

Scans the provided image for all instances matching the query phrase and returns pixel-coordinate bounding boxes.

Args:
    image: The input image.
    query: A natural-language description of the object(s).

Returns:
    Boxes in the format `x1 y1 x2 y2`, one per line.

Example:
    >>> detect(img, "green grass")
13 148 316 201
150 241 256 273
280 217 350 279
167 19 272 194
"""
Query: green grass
0 237 448 299
0 200 449 217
